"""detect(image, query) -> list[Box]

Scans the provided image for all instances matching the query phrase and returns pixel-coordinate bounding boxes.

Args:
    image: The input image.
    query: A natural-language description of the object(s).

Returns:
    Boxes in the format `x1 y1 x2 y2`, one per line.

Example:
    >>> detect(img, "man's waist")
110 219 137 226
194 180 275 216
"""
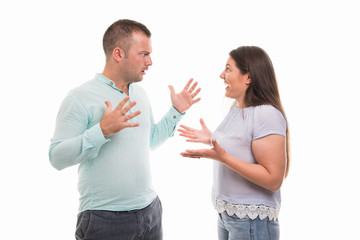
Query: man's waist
78 189 157 213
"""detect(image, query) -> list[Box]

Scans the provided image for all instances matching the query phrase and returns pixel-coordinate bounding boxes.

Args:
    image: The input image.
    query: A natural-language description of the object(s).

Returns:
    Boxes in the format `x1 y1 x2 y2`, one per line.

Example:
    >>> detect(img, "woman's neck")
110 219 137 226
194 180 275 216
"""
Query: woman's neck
235 98 247 108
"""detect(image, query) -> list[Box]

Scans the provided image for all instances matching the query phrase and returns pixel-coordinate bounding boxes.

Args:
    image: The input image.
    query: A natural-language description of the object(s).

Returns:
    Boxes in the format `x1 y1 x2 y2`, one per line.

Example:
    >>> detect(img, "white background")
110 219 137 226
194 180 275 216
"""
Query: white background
1 0 359 239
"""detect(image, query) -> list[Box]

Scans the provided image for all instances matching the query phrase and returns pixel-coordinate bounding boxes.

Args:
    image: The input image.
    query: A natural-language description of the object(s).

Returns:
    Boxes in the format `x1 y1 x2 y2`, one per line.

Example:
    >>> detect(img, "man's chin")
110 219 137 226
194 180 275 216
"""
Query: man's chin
129 77 143 83
135 75 144 82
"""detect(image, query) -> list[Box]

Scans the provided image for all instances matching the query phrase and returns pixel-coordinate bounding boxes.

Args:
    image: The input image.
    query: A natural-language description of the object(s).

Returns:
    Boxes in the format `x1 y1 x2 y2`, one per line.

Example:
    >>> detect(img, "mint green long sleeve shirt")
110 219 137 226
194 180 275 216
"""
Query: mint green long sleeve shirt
49 73 184 212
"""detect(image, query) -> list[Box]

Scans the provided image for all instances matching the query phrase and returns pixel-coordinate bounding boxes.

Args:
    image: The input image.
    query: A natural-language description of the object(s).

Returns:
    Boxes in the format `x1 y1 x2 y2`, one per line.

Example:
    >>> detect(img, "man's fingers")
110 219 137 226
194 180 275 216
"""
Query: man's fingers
124 110 141 121
122 111 141 128
183 78 194 91
123 122 140 128
168 85 175 95
104 101 113 114
192 98 201 104
188 81 198 94
191 88 201 98
115 96 130 111
122 101 137 114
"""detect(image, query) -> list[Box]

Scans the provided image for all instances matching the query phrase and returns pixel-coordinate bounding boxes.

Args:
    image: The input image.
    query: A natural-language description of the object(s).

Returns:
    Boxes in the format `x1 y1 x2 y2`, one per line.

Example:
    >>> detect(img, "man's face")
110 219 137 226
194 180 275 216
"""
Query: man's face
121 32 152 83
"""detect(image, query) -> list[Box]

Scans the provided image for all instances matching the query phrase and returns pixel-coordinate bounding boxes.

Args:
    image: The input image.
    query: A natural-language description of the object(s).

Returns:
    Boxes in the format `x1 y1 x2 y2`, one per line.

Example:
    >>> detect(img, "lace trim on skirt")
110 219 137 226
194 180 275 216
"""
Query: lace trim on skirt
212 195 280 221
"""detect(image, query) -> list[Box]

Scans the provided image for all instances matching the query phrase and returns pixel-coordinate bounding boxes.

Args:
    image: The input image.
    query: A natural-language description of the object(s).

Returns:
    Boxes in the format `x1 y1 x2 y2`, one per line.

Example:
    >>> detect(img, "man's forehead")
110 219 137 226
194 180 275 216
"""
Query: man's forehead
130 33 152 52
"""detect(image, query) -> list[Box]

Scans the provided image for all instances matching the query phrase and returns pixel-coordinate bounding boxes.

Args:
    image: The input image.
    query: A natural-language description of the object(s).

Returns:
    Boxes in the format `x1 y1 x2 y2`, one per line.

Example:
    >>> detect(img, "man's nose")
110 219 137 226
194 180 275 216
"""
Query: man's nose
146 56 152 66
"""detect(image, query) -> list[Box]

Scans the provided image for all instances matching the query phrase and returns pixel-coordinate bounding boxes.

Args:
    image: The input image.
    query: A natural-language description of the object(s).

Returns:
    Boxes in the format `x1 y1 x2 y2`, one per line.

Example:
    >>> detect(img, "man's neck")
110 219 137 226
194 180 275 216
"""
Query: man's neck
102 69 130 95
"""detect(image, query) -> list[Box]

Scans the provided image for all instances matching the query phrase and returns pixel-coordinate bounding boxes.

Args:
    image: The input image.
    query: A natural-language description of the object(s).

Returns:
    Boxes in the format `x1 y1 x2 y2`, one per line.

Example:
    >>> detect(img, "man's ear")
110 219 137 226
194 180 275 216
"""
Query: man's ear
113 47 125 62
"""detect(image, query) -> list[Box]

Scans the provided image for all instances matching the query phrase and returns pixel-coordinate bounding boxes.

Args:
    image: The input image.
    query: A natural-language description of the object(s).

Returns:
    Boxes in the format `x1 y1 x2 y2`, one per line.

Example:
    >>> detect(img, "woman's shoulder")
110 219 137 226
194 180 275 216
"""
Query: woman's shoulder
253 105 284 120
253 105 286 138
254 104 280 114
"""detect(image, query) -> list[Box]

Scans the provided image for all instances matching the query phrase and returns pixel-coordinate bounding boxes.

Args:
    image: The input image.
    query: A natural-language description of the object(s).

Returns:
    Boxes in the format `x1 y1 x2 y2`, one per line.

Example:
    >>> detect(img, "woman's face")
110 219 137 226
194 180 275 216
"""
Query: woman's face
219 57 250 104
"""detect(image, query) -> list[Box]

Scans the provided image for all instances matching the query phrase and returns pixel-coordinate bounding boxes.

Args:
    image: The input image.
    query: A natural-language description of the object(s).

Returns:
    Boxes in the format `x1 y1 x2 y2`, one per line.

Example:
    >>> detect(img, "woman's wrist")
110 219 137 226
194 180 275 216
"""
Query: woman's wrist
218 151 229 164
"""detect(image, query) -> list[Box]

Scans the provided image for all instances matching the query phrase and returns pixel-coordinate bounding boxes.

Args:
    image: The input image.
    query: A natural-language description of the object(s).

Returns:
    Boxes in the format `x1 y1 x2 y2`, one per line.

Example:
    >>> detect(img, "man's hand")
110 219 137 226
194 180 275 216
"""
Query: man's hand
168 78 201 114
100 96 141 138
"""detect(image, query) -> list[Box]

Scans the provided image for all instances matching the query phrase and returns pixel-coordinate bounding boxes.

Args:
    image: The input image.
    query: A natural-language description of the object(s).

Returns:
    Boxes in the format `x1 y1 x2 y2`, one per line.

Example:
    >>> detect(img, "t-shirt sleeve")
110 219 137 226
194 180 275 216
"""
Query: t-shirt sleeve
253 105 287 140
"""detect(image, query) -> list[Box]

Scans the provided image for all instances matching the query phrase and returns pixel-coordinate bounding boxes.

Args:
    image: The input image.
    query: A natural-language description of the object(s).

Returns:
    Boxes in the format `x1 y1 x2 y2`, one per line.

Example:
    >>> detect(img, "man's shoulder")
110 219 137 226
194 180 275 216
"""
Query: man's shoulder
68 78 99 96
61 79 102 108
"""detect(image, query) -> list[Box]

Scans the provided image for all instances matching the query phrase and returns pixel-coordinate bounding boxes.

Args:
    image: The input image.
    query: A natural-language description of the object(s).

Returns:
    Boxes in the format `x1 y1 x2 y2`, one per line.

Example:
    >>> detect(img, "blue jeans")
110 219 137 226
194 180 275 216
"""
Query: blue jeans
75 197 162 240
218 212 280 240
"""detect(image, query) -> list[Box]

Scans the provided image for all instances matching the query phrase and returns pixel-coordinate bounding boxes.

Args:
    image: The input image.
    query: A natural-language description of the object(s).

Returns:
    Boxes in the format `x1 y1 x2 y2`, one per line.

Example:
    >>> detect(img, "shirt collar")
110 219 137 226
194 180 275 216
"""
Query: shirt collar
96 73 115 87
95 73 133 94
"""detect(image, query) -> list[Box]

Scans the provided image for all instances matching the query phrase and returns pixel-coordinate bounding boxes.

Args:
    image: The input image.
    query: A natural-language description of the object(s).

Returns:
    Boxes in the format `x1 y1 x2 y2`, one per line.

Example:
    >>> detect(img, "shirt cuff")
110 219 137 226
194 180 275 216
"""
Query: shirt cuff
84 123 110 149
168 106 185 124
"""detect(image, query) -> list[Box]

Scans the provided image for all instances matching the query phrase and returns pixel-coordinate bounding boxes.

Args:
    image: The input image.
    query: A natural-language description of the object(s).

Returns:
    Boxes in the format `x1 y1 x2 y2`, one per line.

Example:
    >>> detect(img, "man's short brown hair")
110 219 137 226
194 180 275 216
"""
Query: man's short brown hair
103 19 151 59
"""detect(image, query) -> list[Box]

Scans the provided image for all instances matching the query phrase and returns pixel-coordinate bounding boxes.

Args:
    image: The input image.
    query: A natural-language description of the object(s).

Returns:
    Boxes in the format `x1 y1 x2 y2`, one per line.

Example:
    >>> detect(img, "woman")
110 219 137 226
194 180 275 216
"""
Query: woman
179 46 290 240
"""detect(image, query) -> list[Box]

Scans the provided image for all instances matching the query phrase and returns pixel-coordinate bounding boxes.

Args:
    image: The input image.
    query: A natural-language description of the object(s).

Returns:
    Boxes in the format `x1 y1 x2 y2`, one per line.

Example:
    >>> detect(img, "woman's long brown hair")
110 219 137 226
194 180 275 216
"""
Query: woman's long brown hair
230 46 290 177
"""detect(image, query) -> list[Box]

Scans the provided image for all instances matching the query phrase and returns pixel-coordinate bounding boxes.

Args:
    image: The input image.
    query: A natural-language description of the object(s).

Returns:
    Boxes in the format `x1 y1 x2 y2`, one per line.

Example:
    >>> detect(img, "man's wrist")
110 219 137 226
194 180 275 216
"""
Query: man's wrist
173 105 184 114
100 121 110 138
169 106 185 123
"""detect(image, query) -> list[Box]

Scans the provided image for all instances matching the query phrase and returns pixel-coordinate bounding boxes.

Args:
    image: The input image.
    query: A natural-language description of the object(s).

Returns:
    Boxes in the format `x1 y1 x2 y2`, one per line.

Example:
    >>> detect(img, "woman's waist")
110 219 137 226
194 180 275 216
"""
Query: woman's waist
212 194 280 221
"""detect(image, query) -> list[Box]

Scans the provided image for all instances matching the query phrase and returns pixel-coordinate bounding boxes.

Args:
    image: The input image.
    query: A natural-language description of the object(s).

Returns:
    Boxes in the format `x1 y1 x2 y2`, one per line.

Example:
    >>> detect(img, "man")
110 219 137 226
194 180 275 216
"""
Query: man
49 19 200 240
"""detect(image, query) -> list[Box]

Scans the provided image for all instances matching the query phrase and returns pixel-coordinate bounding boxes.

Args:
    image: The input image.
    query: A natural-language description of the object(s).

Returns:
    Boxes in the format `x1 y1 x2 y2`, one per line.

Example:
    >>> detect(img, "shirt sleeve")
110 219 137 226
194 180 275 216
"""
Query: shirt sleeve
49 94 110 170
149 106 184 150
253 105 286 140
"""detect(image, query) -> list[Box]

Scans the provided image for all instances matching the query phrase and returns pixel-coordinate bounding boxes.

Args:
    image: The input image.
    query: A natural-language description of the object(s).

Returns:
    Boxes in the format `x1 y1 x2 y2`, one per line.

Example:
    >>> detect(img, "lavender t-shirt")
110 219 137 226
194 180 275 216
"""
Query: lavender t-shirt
212 105 286 208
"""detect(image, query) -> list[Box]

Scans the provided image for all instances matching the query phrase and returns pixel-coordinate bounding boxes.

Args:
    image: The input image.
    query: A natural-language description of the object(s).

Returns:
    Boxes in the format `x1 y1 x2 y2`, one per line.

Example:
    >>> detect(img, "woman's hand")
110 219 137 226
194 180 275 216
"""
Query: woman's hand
180 139 227 162
178 118 212 145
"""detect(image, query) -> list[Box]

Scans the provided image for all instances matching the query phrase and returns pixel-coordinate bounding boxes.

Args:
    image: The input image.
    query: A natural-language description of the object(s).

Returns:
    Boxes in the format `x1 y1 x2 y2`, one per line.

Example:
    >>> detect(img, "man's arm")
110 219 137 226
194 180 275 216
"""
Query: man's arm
149 79 201 149
49 95 140 170
149 106 184 150
49 95 109 170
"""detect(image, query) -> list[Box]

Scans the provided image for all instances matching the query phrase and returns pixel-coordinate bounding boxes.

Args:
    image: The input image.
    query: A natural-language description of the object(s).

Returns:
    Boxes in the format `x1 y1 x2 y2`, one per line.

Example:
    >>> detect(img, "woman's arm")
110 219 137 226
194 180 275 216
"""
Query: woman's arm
181 134 286 192
223 134 286 192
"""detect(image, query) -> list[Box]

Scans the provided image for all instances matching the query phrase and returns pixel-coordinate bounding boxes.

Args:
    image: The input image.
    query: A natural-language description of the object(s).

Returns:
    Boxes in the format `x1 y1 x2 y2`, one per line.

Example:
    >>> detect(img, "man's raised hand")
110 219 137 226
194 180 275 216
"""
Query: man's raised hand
168 78 201 114
100 96 141 138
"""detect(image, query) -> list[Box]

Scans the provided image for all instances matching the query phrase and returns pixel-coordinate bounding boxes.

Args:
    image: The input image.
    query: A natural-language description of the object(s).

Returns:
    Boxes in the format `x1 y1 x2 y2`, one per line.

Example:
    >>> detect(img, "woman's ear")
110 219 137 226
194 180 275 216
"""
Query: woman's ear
245 73 251 85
